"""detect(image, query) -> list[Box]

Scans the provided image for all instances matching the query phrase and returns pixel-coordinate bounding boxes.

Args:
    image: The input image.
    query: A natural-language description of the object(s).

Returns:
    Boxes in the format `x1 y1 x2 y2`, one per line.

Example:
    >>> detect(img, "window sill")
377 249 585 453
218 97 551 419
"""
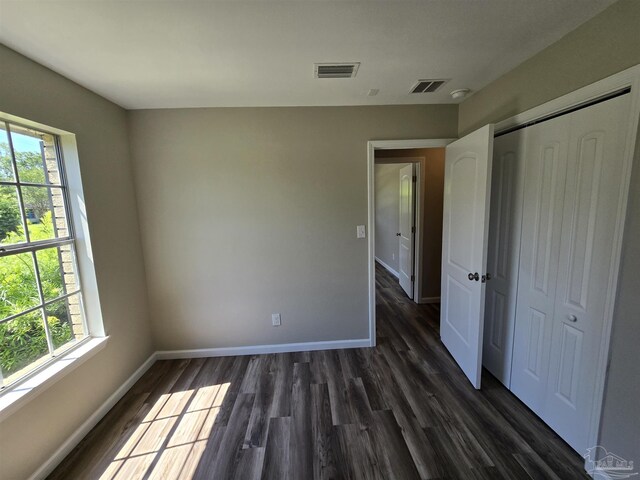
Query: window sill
0 336 109 423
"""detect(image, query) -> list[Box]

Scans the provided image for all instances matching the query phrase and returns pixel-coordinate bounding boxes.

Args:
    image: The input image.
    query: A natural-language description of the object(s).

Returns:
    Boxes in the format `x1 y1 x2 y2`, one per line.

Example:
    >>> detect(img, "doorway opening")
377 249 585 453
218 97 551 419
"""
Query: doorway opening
367 139 453 345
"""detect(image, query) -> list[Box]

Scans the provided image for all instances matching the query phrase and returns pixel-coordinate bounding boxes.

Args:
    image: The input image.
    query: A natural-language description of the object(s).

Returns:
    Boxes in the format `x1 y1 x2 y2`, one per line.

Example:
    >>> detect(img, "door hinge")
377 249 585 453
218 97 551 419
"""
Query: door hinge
412 175 417 183
411 275 415 281
411 226 415 234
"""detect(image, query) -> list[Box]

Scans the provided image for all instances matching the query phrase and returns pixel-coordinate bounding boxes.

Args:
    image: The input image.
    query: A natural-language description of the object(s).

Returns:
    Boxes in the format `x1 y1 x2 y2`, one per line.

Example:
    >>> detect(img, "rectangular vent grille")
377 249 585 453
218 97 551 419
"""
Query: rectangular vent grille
410 79 448 94
315 63 360 78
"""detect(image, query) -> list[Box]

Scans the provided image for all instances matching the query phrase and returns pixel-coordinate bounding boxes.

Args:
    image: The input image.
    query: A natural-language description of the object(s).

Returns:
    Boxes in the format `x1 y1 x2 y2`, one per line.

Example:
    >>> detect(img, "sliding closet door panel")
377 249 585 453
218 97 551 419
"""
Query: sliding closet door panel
544 94 631 453
510 115 569 415
483 130 525 386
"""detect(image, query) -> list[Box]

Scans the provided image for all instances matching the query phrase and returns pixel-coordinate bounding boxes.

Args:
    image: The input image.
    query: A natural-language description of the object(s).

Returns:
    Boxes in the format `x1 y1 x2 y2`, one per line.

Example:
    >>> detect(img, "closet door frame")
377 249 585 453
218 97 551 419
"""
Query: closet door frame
494 64 640 458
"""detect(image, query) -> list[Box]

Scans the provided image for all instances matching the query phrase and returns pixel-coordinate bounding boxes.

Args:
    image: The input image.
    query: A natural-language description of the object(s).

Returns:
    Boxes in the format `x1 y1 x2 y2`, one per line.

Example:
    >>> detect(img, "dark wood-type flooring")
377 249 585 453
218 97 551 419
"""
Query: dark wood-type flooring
49 263 589 479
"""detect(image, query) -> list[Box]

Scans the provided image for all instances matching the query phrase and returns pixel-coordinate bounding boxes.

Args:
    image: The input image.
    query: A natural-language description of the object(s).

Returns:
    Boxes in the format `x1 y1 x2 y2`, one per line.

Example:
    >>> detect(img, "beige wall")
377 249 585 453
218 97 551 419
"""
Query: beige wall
128 105 457 350
458 0 640 463
459 0 640 135
374 163 409 275
376 148 445 299
0 45 153 480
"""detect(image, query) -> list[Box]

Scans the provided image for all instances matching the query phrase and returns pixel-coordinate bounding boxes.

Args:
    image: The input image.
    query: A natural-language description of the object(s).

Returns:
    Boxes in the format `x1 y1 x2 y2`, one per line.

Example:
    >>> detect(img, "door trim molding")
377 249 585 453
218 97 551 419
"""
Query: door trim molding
412 162 421 302
493 64 640 461
495 65 640 134
367 138 456 346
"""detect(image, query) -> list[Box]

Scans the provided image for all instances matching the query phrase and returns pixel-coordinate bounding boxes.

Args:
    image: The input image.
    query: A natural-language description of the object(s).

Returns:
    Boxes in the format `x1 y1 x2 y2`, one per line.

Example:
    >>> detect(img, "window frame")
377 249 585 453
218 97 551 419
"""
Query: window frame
0 119 90 390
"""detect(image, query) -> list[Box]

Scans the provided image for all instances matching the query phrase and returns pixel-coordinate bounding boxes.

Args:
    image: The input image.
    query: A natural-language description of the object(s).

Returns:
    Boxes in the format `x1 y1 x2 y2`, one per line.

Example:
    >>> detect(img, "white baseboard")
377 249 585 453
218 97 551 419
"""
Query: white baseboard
156 338 371 360
29 353 157 480
375 257 399 278
420 296 441 304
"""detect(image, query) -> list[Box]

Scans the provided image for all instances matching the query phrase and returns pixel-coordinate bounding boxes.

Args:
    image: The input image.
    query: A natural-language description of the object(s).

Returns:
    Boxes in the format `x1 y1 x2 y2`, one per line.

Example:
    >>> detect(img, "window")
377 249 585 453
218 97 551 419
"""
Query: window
0 120 88 389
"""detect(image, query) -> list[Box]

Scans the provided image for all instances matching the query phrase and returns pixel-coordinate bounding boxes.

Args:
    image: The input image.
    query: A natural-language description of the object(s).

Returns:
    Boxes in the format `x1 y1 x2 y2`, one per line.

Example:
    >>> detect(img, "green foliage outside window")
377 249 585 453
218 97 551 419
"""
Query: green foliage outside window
0 142 74 380
1 142 53 221
0 192 20 240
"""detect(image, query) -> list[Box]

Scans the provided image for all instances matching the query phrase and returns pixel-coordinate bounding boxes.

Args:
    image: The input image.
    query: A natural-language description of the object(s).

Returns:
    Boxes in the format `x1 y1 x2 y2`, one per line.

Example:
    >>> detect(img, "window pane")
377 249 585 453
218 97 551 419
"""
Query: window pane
21 186 69 240
36 247 61 301
36 245 79 301
0 124 14 182
0 186 26 246
9 124 61 185
10 124 48 184
46 294 85 352
0 310 50 383
0 252 39 320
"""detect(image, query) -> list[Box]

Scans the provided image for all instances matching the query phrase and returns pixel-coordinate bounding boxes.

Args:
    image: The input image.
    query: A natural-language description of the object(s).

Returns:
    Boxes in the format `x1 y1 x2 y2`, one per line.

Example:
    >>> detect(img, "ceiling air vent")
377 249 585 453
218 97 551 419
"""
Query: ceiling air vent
314 63 360 79
410 79 449 94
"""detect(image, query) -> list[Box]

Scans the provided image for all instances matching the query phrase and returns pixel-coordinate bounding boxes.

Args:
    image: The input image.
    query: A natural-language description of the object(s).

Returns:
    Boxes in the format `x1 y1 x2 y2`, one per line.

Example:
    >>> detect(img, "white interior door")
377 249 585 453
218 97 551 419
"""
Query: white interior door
398 164 414 298
510 114 570 415
440 124 494 389
543 94 630 453
482 129 525 387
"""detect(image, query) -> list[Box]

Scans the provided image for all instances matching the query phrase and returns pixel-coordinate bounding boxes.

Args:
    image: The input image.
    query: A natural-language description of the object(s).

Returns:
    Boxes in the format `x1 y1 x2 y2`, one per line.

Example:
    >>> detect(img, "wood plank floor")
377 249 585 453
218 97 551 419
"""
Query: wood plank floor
49 263 590 479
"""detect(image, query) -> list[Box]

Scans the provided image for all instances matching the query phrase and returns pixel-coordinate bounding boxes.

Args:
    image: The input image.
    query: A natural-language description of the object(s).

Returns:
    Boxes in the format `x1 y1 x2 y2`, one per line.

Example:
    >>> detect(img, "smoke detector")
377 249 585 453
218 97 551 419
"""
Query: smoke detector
450 89 471 100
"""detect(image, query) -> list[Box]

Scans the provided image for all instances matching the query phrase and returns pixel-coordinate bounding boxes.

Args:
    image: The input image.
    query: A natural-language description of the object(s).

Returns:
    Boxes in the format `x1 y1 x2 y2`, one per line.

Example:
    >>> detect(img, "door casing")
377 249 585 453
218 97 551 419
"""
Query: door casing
367 138 456 347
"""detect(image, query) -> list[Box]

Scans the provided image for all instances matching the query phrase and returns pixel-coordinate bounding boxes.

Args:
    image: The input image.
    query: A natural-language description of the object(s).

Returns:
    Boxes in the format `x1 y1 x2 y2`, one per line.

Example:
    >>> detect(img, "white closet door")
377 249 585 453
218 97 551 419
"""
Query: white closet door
482 129 525 386
510 114 570 416
440 124 494 389
543 95 631 453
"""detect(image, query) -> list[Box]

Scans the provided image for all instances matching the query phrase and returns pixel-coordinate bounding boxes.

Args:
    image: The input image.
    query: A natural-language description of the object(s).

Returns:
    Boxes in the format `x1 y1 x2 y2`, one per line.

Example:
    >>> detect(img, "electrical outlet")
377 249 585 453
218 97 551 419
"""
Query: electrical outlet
272 313 281 326
356 225 366 238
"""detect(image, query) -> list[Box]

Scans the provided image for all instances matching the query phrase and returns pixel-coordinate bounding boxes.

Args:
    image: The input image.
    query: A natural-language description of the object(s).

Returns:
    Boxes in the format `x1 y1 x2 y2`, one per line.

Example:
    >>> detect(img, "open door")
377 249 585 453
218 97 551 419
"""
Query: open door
440 124 494 389
398 163 414 298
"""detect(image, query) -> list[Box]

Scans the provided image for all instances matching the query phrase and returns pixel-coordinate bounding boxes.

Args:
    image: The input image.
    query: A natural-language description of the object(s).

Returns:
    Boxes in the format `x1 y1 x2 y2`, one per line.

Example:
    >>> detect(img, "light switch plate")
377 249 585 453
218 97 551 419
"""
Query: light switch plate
272 313 281 326
357 225 366 238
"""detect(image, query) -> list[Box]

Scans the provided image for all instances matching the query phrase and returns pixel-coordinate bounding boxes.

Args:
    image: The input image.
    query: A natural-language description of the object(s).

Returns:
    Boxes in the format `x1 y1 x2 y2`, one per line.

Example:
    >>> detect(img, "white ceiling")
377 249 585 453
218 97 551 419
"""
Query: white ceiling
0 0 616 110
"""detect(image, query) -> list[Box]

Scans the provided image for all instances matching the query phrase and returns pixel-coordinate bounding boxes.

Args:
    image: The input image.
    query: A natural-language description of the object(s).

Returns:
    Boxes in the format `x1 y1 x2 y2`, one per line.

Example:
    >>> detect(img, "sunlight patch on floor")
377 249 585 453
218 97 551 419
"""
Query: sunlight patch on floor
100 382 230 480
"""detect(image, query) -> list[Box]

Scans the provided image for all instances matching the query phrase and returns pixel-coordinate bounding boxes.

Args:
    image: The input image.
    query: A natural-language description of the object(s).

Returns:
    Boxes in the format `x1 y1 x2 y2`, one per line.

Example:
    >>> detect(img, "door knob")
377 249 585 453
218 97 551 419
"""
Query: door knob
396 233 401 236
468 272 479 281
486 273 492 281
567 314 577 322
